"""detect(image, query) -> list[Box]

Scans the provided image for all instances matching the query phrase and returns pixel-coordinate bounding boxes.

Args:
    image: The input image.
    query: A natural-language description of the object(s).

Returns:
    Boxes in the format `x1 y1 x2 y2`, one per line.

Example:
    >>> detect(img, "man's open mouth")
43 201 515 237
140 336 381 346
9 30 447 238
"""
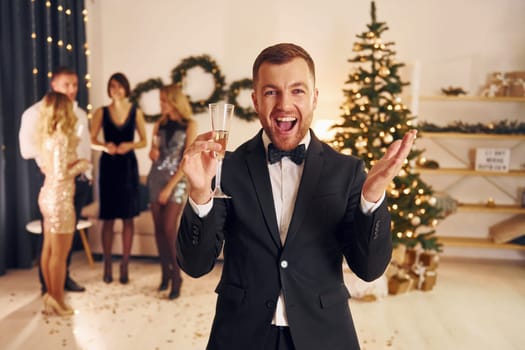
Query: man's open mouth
275 117 297 132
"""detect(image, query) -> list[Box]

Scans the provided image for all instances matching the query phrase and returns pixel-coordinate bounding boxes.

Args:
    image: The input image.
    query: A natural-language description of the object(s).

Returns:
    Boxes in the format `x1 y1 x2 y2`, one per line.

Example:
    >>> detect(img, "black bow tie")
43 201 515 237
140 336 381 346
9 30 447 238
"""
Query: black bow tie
267 143 306 165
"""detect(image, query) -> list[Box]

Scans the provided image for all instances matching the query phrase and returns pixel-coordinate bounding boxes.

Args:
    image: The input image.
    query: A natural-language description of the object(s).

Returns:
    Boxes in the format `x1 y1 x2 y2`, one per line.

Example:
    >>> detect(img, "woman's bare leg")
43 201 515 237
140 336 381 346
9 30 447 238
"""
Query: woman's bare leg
40 231 52 297
48 232 74 308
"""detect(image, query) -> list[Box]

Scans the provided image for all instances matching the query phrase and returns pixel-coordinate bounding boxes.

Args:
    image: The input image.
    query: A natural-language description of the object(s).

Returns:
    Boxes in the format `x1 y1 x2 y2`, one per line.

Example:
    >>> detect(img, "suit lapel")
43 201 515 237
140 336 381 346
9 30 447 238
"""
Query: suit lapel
245 131 282 249
285 132 324 247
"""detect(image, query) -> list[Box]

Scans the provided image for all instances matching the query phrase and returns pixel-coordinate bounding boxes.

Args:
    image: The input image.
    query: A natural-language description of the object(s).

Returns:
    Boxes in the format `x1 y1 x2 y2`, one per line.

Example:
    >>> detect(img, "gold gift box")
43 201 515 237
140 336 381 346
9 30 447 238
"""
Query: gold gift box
388 274 414 295
421 271 437 291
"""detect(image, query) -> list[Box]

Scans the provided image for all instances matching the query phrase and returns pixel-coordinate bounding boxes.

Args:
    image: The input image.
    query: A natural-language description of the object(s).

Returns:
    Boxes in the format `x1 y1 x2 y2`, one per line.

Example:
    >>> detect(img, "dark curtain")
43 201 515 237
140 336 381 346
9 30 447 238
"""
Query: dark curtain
0 0 88 276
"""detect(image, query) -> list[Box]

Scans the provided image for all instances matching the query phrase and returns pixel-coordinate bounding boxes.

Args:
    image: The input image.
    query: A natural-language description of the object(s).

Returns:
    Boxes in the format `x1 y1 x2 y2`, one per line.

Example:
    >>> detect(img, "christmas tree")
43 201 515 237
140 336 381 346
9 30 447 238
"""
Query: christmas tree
329 1 443 251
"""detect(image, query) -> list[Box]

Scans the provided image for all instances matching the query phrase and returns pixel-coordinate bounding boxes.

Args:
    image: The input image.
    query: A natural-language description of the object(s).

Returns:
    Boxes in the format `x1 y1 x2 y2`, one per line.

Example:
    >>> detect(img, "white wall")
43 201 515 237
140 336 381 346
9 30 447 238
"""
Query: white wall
85 0 525 259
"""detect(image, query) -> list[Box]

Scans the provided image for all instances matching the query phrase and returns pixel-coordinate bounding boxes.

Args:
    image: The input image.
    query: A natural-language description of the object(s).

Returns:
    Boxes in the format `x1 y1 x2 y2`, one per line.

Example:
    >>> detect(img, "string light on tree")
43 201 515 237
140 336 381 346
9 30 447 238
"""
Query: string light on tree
329 1 444 252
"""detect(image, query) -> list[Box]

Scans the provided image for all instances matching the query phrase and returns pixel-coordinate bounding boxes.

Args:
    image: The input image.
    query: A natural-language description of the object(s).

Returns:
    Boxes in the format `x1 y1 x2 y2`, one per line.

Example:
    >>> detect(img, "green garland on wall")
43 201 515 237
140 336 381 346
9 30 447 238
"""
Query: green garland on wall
130 55 260 123
227 78 257 121
171 54 226 114
129 78 165 123
419 120 525 134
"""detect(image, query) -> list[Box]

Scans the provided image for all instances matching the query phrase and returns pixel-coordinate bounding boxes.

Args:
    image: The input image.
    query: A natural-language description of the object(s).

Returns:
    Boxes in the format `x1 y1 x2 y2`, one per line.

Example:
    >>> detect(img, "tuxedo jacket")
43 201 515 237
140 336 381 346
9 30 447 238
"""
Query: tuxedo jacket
177 130 392 350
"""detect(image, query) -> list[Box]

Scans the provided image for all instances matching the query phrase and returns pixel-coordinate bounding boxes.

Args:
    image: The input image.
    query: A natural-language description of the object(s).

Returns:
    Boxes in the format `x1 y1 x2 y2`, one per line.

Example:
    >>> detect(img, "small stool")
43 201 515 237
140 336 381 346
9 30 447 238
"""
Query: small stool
25 219 95 267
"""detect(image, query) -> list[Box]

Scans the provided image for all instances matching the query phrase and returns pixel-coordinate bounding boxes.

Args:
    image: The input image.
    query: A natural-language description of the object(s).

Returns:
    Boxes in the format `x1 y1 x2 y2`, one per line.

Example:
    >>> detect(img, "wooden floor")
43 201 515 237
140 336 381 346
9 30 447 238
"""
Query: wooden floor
0 253 524 350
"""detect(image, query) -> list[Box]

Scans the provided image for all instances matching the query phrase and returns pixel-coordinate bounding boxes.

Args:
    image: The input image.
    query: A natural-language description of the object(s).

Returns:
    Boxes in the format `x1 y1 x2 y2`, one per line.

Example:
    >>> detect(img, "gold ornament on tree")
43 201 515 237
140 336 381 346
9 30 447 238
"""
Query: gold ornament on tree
411 216 421 226
383 133 394 144
379 66 390 77
355 138 367 150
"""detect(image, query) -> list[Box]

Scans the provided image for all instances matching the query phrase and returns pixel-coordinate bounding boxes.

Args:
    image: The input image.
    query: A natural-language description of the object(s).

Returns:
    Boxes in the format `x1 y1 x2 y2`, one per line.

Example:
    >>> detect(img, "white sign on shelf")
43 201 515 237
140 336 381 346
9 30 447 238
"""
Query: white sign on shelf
475 148 510 172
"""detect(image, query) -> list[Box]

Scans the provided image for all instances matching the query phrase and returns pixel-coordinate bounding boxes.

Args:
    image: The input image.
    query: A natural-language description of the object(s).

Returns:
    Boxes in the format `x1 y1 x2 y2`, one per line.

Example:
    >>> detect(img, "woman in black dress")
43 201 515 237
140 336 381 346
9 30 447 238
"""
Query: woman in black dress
90 73 147 284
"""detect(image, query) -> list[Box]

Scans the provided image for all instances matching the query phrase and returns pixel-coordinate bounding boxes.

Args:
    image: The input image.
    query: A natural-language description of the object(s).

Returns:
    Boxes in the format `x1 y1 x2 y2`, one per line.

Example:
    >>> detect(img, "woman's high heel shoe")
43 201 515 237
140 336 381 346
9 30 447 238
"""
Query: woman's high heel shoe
158 277 169 291
119 263 129 284
103 260 113 283
44 295 74 316
42 293 52 314
168 279 182 300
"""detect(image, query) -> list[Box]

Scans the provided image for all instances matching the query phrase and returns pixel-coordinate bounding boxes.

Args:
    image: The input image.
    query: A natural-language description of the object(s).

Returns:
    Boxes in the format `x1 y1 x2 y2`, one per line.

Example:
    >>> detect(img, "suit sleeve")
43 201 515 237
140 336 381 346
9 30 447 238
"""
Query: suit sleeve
340 161 392 282
177 201 226 277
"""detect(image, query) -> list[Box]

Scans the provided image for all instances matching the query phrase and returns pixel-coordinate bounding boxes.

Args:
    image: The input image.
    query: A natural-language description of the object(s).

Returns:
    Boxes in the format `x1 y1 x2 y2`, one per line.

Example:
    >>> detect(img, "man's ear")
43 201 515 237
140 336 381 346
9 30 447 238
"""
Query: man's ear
313 88 319 109
251 91 259 114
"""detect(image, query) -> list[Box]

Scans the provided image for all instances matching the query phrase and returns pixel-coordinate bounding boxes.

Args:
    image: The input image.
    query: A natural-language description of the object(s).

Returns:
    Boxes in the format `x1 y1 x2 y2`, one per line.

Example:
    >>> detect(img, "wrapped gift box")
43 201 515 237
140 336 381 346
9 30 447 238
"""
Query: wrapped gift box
387 273 414 295
385 262 400 279
420 251 439 270
421 271 437 291
404 248 417 267
391 244 407 266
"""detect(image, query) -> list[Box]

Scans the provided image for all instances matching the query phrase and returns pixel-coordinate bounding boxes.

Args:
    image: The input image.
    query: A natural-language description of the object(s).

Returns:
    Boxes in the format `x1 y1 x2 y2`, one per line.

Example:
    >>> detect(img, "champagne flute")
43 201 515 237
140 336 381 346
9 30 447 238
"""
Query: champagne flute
152 134 160 148
210 102 234 198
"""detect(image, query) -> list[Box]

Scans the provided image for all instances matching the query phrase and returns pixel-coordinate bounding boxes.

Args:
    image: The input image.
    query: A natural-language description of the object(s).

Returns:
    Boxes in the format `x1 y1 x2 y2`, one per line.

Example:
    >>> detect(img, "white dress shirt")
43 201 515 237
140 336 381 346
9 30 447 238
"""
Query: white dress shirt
19 99 92 179
189 130 385 326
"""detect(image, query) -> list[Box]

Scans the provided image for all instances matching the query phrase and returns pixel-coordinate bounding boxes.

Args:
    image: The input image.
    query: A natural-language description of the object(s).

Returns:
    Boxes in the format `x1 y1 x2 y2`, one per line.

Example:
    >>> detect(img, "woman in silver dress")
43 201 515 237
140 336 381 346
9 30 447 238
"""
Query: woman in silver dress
147 84 197 299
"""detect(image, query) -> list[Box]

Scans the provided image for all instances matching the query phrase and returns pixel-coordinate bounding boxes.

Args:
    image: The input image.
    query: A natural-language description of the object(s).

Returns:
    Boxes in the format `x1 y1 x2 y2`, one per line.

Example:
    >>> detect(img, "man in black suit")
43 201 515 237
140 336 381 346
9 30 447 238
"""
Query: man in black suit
177 43 417 350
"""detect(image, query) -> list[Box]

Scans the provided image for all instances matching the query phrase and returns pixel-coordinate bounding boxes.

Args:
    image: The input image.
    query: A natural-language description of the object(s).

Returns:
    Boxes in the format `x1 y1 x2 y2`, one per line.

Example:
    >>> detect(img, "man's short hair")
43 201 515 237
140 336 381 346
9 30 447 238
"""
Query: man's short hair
51 66 77 81
252 43 316 87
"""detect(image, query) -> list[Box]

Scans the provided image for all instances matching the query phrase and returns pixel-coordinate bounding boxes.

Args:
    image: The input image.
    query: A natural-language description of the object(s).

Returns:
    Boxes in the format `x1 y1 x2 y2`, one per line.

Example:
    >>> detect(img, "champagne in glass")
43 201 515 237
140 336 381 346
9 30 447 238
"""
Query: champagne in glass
210 102 234 198
213 130 229 159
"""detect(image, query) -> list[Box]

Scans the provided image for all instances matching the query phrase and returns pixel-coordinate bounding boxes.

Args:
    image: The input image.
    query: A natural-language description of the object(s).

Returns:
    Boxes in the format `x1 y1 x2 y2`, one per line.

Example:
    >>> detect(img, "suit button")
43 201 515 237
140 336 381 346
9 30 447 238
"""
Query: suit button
280 260 288 268
266 300 275 308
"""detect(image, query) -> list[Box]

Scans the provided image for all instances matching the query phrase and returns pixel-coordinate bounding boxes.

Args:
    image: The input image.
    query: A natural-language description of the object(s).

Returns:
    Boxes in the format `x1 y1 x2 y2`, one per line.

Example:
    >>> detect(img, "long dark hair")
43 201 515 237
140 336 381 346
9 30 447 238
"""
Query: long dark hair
107 72 131 97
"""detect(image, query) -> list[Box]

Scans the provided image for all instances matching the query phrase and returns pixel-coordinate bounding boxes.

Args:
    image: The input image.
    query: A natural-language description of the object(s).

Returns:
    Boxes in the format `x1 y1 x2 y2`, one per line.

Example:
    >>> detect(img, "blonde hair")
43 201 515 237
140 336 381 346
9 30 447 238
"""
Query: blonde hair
37 92 78 151
159 84 193 125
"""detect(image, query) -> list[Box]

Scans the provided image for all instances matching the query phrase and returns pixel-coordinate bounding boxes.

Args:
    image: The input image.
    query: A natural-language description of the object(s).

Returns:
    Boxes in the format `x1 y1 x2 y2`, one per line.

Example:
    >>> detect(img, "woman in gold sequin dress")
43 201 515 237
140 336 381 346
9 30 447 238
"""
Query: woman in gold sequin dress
37 92 90 316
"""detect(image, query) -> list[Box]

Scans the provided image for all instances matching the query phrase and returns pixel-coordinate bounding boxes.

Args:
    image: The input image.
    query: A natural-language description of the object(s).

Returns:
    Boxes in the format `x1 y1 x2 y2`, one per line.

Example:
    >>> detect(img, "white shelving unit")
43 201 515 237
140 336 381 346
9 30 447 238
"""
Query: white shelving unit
416 96 525 252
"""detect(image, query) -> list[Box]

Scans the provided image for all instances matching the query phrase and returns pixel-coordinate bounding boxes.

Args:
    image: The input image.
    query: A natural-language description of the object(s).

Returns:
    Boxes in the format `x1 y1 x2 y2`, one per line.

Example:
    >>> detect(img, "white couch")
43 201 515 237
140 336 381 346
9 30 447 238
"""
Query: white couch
81 202 159 257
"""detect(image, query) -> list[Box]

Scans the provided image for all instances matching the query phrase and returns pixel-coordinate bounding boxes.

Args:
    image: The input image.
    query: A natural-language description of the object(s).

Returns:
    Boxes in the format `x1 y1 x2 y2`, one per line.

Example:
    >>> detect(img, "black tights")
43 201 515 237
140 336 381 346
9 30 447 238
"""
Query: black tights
102 218 134 279
151 200 184 290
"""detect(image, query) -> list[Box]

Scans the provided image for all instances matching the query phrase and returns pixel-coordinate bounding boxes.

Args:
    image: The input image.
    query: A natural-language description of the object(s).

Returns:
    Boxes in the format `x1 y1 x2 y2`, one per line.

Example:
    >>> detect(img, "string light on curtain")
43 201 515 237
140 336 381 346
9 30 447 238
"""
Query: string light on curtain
29 0 91 111
30 0 38 99
45 0 52 78
82 7 92 115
